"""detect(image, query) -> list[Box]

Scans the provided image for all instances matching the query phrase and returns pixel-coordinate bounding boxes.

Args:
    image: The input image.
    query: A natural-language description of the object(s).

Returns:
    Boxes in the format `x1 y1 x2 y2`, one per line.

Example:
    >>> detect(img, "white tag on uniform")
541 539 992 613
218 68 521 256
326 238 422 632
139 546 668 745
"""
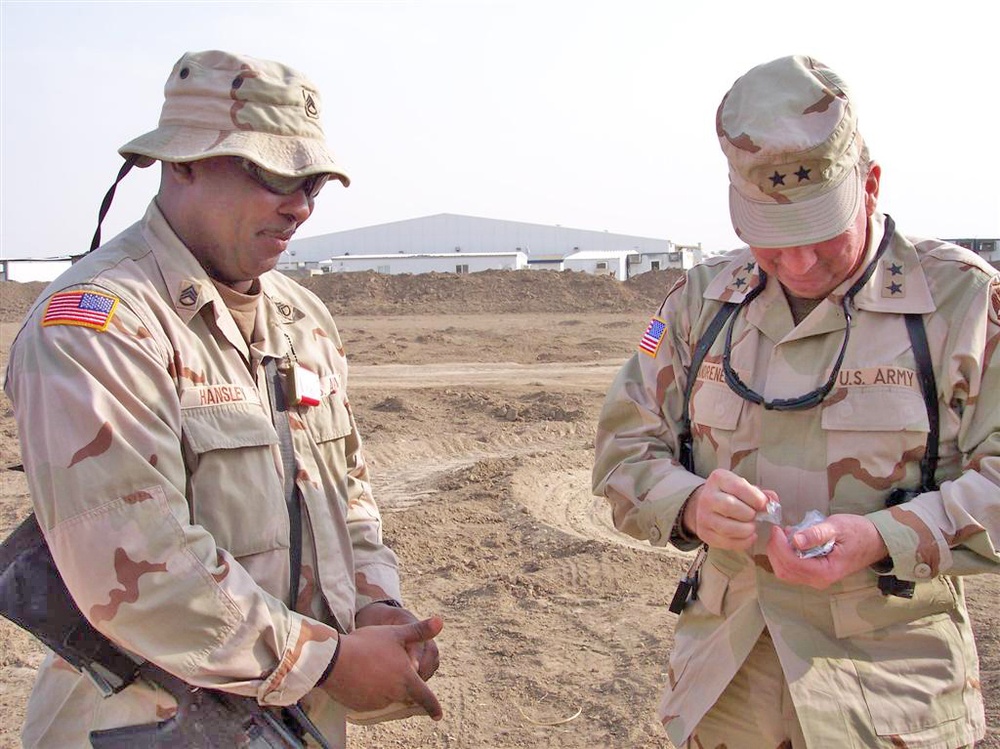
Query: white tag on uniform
286 363 322 407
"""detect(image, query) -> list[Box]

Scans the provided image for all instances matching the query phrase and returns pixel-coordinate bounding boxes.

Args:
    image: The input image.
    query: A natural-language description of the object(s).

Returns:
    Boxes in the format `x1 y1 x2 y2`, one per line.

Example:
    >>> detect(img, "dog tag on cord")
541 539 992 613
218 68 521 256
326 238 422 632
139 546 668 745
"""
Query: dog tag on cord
287 363 321 407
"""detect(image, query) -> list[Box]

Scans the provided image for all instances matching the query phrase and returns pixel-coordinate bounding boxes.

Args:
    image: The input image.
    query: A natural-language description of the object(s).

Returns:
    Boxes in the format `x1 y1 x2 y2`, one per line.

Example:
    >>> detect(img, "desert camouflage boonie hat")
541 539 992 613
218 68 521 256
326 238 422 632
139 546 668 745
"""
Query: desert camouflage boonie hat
119 50 350 185
717 55 864 248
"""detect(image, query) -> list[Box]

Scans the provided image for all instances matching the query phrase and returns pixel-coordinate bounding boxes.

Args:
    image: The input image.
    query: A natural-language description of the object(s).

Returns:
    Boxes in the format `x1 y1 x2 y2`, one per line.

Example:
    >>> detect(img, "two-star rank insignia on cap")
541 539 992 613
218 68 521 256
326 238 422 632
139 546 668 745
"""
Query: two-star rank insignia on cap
42 290 118 331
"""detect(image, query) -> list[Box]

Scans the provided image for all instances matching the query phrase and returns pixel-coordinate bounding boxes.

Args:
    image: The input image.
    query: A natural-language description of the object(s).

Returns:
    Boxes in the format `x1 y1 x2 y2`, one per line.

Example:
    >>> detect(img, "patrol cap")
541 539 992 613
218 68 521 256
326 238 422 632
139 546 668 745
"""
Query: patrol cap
717 55 863 248
119 50 350 186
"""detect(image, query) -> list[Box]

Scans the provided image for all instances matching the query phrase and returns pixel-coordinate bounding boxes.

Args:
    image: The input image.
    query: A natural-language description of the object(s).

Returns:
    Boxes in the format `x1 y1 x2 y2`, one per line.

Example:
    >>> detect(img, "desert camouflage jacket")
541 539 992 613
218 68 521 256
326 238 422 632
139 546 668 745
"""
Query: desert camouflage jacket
593 211 1000 747
4 202 400 746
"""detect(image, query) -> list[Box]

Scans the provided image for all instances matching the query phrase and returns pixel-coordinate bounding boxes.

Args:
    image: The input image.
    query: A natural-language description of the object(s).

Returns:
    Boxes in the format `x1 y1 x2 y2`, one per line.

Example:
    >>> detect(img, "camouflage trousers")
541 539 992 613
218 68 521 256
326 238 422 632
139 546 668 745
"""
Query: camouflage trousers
685 628 804 749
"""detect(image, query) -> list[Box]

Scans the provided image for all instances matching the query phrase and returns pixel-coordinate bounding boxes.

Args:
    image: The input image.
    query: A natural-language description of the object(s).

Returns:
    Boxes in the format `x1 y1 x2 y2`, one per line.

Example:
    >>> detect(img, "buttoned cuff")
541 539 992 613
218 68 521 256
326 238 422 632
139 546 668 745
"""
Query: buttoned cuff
635 478 705 552
867 508 936 581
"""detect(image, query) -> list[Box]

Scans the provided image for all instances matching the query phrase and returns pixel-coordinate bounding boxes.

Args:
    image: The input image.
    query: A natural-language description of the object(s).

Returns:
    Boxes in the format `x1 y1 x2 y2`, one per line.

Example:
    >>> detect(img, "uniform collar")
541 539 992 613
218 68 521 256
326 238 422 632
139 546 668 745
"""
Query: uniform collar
141 200 223 325
703 211 935 316
850 212 935 314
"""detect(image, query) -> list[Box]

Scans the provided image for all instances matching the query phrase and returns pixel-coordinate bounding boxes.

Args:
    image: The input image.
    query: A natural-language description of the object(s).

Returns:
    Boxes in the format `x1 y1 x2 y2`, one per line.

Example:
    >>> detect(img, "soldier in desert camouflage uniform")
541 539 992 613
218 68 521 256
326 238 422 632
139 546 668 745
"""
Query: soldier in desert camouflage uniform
593 54 1000 747
4 50 442 747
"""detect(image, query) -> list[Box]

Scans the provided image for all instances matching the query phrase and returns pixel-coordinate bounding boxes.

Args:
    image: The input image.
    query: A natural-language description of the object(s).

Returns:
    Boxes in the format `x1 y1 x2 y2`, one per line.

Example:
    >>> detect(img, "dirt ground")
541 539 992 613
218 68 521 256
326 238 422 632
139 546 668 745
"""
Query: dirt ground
1 269 997 748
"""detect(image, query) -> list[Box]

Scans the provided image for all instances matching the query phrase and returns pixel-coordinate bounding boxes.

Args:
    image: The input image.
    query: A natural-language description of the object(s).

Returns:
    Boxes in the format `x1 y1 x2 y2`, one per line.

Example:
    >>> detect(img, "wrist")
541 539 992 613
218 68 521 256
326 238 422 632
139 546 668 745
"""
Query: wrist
315 634 342 689
671 490 699 543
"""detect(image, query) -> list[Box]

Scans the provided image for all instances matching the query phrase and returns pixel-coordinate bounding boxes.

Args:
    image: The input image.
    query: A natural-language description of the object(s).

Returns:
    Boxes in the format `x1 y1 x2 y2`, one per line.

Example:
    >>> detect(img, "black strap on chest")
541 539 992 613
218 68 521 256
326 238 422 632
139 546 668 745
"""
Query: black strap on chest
264 358 303 610
903 312 939 493
677 301 738 473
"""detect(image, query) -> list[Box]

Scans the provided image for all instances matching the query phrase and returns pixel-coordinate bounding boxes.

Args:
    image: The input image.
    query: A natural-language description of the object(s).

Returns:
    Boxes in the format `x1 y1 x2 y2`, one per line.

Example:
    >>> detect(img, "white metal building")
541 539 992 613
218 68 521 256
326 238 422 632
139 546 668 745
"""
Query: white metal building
319 251 527 275
281 213 698 277
0 258 73 282
562 250 639 281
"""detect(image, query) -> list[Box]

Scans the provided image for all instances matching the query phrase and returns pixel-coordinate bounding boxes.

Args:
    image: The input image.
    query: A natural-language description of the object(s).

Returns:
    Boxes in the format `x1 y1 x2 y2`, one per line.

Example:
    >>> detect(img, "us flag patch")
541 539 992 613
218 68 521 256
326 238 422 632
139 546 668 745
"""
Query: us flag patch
42 291 118 331
638 317 667 357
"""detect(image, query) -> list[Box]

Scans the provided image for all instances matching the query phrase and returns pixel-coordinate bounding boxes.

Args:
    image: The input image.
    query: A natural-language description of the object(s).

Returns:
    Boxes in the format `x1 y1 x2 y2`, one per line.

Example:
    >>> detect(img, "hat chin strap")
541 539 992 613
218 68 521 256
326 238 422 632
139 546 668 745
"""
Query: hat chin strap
87 154 141 254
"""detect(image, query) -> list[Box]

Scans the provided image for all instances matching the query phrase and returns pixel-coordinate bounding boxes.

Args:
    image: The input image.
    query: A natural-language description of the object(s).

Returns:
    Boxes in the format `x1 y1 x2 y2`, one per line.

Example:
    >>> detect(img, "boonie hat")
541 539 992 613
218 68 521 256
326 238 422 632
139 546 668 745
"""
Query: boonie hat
119 50 350 186
717 55 863 248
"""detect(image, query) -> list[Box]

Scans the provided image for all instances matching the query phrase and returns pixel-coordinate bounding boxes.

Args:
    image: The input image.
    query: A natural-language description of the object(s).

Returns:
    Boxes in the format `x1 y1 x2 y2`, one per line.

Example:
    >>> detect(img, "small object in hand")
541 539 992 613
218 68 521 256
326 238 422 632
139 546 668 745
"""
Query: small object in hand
755 498 782 525
787 510 835 558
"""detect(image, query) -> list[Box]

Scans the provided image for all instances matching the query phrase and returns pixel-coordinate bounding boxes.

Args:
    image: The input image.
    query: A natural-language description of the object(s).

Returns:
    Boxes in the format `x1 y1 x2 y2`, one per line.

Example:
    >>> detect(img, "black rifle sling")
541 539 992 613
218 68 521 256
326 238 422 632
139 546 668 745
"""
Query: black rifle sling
265 357 303 609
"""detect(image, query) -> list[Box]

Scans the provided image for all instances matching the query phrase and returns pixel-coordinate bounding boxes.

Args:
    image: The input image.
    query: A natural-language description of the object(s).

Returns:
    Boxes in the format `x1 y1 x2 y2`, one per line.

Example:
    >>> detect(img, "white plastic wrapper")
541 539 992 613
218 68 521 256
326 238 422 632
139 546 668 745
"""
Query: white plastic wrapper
788 510 835 558
755 498 782 525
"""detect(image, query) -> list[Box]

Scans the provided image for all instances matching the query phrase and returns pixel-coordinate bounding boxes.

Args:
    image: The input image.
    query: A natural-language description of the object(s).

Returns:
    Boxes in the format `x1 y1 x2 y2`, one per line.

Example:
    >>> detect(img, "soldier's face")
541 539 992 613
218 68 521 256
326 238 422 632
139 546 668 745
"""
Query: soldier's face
750 166 880 300
176 156 316 287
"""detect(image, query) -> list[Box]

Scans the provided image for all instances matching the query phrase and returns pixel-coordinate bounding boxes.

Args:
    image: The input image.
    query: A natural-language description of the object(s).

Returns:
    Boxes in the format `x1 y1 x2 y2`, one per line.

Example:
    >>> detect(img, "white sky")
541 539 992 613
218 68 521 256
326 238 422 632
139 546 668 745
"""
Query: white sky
2 0 997 259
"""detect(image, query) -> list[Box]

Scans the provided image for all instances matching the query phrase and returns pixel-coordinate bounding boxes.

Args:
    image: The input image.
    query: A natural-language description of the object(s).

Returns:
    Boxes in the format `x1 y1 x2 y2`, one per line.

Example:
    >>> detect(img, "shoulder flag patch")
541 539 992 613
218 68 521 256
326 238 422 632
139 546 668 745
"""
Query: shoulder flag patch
638 316 667 357
42 290 118 331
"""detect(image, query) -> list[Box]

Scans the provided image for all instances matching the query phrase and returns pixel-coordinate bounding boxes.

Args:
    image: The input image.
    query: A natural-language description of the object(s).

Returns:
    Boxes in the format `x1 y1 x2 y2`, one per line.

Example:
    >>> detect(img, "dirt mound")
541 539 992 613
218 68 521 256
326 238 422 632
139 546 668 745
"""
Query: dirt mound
0 282 47 323
0 270 682 322
299 268 681 316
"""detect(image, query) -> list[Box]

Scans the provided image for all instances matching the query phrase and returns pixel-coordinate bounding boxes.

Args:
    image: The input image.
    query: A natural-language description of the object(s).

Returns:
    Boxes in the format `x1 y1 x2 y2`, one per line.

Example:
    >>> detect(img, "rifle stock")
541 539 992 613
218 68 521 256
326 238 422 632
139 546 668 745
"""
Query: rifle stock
0 514 330 748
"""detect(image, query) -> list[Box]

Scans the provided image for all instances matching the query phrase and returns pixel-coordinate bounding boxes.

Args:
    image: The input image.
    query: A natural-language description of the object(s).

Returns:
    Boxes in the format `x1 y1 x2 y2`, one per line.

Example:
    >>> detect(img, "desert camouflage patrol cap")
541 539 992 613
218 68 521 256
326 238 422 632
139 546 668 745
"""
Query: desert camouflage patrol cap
119 50 350 185
717 54 864 248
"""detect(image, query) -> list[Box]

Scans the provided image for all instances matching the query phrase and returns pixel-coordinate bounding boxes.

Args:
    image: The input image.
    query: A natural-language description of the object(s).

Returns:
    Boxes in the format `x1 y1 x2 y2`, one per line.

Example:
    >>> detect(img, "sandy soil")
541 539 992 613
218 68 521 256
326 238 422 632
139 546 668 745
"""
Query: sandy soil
1 271 997 748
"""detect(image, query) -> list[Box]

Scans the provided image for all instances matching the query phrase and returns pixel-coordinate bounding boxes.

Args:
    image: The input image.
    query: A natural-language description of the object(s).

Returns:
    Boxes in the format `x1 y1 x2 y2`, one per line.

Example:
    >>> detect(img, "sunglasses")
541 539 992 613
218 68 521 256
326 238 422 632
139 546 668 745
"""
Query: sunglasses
238 158 330 199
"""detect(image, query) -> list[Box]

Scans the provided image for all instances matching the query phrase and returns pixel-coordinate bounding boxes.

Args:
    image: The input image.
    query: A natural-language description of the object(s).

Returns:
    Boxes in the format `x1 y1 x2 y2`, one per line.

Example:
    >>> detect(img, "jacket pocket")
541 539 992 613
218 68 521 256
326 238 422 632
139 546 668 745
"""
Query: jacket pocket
689 382 751 472
821 387 930 507
298 393 353 443
181 405 287 557
831 579 969 734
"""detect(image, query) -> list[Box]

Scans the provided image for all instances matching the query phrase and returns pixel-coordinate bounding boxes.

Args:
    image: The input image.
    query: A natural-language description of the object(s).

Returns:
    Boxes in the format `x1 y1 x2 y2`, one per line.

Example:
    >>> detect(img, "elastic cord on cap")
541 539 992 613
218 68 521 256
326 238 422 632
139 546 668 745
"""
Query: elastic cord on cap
89 154 141 253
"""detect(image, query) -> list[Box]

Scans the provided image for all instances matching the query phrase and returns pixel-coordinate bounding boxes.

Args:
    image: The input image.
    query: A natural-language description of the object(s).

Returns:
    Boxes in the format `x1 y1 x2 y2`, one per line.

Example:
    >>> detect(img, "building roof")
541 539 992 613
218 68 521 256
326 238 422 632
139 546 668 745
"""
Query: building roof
286 213 673 264
563 249 640 261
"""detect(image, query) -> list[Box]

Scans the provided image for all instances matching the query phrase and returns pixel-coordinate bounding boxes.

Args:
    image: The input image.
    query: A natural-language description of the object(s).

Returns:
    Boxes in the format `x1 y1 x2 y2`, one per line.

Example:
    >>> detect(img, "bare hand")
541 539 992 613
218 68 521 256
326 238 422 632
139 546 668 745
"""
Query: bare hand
766 515 889 589
356 602 440 681
684 469 771 551
323 615 444 719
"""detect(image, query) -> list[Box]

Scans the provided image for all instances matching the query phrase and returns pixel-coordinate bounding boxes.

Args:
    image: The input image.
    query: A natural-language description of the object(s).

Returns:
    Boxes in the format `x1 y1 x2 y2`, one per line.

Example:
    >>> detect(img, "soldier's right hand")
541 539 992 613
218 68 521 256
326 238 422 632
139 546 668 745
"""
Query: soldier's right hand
684 469 772 551
322 615 444 719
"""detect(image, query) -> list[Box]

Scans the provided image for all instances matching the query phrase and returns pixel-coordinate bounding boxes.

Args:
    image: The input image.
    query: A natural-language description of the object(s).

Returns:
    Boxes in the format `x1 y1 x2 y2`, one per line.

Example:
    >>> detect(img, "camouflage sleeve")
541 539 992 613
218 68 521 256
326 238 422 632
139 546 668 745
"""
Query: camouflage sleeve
340 397 403 609
592 279 705 548
5 288 338 706
869 275 1000 580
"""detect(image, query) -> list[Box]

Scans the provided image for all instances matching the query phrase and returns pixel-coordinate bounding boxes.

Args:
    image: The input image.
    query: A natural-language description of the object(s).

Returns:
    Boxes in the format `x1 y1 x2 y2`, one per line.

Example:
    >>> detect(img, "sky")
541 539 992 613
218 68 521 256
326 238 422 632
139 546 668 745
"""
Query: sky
1 0 997 260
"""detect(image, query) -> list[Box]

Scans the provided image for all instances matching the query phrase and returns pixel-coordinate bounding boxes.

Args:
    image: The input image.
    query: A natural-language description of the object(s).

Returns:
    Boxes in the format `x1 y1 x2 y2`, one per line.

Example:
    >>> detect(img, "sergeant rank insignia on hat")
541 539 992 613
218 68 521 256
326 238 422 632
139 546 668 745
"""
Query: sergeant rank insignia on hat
42 290 118 331
639 317 667 357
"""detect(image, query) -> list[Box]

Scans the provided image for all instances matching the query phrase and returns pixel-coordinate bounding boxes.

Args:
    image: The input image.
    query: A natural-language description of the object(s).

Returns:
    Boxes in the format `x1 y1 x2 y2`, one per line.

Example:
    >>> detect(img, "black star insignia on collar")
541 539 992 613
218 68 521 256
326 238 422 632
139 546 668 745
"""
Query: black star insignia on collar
733 276 748 289
769 171 786 187
744 262 756 273
795 166 811 181
887 282 903 295
887 263 903 276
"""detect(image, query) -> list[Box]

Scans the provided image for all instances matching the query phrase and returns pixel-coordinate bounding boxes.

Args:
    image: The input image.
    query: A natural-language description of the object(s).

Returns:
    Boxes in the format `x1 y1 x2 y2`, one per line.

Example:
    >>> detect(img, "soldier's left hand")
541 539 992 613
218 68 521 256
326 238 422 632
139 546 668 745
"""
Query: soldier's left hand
356 602 440 681
765 514 889 589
